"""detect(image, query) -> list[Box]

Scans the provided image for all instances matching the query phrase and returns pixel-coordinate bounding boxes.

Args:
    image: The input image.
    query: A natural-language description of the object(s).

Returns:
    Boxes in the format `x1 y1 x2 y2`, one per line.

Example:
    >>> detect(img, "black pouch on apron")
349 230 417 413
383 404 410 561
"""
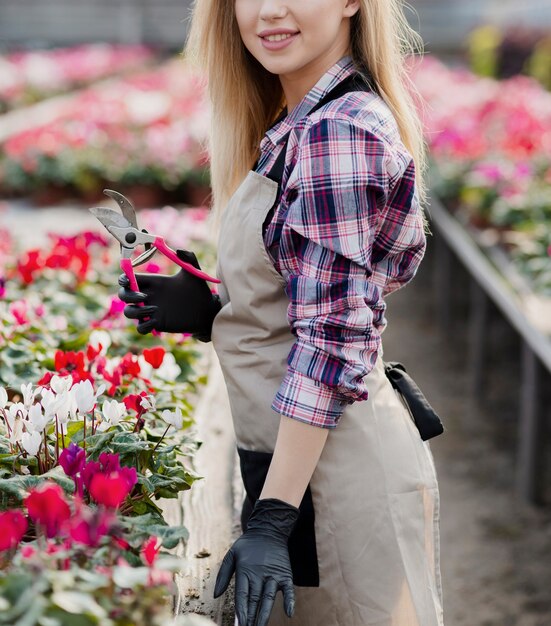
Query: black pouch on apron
383 360 445 441
237 447 320 587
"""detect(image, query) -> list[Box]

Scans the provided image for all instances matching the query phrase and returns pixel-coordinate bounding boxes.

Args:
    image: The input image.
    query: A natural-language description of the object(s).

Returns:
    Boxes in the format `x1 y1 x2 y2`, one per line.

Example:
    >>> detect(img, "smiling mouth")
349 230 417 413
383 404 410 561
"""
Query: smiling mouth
261 33 299 42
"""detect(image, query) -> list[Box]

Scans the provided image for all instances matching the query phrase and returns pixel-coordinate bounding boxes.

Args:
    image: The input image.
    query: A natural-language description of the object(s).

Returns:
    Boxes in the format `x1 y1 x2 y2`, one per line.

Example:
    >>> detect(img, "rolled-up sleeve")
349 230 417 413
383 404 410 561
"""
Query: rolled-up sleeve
271 115 399 429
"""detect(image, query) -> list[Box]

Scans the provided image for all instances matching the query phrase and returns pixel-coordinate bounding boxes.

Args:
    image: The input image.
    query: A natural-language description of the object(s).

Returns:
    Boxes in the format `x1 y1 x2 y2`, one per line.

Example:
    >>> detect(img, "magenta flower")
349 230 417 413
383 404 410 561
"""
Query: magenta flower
0 510 28 551
59 443 86 478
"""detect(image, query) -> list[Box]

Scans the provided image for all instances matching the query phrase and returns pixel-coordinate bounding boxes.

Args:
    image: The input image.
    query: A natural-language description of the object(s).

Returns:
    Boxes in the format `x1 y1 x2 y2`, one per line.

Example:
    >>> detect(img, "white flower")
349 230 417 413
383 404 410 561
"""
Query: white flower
50 375 73 395
54 391 72 425
72 380 106 414
28 403 51 433
137 355 153 380
40 388 66 418
20 382 38 409
139 394 156 412
155 353 181 382
21 431 41 456
6 403 26 429
161 407 184 430
0 386 7 409
101 399 126 426
89 330 111 354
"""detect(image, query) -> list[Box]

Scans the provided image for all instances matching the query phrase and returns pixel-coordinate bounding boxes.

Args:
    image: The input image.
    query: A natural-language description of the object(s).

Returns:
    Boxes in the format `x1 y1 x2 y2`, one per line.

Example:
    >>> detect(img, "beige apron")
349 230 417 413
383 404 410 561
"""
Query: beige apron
210 167 444 625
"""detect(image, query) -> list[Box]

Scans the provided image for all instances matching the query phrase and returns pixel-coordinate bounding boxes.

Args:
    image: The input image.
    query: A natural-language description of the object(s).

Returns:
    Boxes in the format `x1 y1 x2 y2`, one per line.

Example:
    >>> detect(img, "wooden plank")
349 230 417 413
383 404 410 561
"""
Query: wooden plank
468 279 489 403
164 343 238 624
428 197 551 374
516 343 546 504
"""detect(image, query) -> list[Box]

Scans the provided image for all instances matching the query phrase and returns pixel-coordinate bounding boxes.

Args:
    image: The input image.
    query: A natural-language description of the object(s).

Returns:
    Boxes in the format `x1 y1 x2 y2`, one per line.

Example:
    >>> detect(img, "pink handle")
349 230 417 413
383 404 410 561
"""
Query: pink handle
154 237 221 284
120 258 152 325
120 258 141 298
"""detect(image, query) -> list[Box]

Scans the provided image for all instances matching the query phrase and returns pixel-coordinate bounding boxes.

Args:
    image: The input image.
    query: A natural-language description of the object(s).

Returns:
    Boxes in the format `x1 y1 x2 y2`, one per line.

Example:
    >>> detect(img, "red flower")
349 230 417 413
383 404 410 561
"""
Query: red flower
25 483 71 538
17 249 43 284
120 353 141 378
37 371 54 386
0 510 28 551
54 350 93 383
141 535 161 566
123 391 149 417
86 343 102 362
143 347 165 369
89 470 137 509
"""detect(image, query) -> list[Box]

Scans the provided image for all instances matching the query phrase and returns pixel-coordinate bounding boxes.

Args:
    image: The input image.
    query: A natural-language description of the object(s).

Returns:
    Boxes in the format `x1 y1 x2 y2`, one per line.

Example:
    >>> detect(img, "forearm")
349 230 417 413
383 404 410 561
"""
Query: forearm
259 414 330 508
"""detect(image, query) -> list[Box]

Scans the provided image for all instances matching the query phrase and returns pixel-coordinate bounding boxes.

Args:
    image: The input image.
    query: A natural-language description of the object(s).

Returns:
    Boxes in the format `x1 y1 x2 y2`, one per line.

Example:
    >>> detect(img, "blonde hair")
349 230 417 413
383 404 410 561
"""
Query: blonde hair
183 0 430 235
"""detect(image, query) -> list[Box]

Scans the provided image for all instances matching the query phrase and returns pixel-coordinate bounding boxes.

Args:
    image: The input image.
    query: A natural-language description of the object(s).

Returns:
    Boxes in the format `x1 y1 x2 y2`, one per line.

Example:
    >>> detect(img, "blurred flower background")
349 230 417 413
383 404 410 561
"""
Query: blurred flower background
0 1 551 625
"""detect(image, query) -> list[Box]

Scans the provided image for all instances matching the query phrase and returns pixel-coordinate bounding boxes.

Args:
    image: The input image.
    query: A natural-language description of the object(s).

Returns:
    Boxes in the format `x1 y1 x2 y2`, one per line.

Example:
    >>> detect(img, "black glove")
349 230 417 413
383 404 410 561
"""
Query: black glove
213 498 299 626
117 249 222 338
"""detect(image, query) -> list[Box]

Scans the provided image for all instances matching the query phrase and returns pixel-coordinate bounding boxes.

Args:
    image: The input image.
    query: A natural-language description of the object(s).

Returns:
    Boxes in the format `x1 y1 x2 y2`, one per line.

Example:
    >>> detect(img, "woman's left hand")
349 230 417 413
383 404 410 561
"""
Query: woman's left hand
213 498 299 626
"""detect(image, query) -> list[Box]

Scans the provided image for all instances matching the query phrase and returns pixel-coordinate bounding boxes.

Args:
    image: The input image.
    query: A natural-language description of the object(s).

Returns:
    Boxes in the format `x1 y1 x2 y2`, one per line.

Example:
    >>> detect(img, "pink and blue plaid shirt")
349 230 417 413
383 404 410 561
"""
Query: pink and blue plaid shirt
255 55 427 429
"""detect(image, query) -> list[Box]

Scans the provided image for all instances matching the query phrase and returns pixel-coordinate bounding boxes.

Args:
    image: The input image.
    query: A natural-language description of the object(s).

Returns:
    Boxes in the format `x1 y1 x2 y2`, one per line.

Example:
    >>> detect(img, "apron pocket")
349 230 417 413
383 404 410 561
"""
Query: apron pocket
237 446 320 587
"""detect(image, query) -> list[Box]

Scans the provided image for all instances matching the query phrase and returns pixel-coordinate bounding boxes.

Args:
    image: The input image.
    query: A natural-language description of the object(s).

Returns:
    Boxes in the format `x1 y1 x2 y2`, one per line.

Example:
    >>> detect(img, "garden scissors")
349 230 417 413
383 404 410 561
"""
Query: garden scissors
89 189 221 299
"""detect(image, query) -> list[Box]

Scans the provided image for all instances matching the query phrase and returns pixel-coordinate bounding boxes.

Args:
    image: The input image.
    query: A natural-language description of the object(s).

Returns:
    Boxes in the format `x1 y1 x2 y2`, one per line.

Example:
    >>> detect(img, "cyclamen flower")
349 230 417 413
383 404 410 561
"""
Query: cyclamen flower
161 407 184 430
0 386 8 409
20 382 38 409
72 379 105 414
141 535 161 566
143 347 166 369
27 402 50 433
59 443 86 478
98 452 121 473
154 352 181 382
68 506 116 548
0 510 28 551
49 375 73 395
123 391 154 416
89 469 137 509
21 431 41 456
98 399 126 431
25 482 71 538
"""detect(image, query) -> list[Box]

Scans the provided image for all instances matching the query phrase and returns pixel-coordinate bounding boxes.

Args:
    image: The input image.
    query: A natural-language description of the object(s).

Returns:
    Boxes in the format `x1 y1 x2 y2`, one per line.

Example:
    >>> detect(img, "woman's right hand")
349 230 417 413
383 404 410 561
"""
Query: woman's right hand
118 249 221 337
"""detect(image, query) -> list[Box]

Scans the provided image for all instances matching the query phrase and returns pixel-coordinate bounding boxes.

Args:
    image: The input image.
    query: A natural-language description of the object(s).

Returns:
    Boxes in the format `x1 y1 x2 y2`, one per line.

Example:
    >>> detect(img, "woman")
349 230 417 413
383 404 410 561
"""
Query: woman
118 0 444 624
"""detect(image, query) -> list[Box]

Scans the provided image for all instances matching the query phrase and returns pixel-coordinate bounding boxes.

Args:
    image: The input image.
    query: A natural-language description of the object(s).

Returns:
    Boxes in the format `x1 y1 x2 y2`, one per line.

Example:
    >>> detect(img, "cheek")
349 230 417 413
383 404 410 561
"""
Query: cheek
234 1 254 37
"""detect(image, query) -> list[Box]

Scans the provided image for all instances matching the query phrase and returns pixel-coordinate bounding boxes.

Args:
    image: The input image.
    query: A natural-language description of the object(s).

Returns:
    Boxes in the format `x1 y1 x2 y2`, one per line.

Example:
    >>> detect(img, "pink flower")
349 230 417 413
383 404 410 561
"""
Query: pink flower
25 483 71 538
0 510 28 551
89 469 137 509
141 535 161 566
68 506 116 547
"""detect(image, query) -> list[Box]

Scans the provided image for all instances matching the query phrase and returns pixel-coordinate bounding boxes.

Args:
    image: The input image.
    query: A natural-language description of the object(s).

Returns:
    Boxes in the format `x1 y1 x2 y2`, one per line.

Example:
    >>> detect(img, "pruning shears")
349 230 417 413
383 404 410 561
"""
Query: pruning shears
89 189 221 299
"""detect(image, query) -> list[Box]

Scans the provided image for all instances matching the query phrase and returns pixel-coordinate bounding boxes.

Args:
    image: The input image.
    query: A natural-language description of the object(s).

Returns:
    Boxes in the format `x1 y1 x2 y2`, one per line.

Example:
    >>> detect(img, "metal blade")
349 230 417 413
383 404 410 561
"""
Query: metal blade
89 207 133 230
131 246 157 267
103 189 138 229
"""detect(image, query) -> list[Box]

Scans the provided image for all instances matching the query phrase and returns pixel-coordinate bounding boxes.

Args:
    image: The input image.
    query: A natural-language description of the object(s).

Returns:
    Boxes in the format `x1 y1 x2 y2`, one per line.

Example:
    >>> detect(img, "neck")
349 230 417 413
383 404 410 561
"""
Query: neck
279 47 351 113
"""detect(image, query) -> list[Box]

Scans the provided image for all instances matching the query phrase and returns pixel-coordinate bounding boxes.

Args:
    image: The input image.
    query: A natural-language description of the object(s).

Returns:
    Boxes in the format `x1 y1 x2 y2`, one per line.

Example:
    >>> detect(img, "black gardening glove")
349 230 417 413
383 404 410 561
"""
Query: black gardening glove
118 249 221 338
213 498 299 626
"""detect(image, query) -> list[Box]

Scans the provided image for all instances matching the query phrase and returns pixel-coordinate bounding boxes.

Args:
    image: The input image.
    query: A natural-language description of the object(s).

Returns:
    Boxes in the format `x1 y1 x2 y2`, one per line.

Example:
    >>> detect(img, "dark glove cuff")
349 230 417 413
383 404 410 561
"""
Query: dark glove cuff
246 497 300 539
191 293 222 343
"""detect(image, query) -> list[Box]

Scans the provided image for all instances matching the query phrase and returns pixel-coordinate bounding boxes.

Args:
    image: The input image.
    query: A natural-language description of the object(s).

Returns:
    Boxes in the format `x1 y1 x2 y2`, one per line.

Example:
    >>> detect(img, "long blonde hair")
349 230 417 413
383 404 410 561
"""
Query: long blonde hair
183 0 430 235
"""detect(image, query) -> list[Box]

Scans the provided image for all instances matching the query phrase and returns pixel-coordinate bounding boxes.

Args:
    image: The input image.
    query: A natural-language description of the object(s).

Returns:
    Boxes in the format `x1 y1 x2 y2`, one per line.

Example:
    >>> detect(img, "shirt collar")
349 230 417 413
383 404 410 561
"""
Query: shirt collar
260 54 356 150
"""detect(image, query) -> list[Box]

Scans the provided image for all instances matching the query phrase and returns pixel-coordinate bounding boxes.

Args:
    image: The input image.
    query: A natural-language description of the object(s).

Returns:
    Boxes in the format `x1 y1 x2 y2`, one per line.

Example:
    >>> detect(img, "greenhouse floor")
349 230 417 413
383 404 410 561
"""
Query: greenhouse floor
3 199 551 626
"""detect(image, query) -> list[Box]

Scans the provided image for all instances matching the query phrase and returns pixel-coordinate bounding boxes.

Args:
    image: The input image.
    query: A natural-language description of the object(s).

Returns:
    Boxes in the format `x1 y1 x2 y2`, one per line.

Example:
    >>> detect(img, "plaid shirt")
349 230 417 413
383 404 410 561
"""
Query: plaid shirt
255 55 427 429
